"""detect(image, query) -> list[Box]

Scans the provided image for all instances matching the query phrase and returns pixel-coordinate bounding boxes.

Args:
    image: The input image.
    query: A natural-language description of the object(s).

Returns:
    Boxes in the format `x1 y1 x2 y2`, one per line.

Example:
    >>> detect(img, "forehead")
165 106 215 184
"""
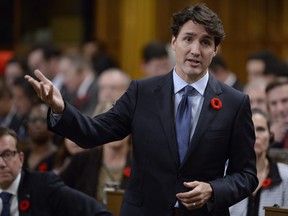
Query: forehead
0 135 17 151
99 72 125 86
30 104 47 115
267 84 288 98
178 20 212 39
252 113 268 125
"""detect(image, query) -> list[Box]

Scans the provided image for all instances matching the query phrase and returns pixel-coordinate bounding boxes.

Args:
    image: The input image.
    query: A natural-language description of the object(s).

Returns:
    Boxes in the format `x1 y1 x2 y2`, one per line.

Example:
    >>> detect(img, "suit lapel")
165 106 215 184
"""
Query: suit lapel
154 72 180 167
18 170 31 216
182 75 223 164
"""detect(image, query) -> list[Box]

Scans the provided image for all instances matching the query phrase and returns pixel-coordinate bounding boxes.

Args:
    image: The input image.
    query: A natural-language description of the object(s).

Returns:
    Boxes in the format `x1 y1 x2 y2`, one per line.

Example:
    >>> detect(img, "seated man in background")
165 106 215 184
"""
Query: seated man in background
141 41 173 77
209 54 244 91
0 127 113 216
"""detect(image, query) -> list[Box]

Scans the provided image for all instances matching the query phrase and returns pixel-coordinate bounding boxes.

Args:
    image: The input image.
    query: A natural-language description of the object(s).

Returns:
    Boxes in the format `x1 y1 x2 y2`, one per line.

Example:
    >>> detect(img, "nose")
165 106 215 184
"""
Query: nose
0 156 6 167
189 41 200 56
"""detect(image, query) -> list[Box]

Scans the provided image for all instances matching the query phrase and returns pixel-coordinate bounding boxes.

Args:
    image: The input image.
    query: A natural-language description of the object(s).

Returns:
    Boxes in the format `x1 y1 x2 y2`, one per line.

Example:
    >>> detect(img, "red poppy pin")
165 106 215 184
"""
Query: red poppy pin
123 167 131 178
19 199 30 211
38 163 48 172
211 98 222 110
262 178 272 188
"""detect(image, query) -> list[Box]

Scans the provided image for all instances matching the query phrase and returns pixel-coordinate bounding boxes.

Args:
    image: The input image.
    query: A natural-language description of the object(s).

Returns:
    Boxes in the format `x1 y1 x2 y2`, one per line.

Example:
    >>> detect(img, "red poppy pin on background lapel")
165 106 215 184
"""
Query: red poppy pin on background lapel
123 167 131 178
38 163 48 172
19 199 30 211
211 98 222 110
262 178 272 188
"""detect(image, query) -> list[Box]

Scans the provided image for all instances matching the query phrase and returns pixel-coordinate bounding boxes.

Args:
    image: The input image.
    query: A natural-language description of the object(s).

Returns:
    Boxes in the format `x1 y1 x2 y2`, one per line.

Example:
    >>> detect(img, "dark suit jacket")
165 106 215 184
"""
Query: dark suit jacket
48 72 258 216
17 170 113 216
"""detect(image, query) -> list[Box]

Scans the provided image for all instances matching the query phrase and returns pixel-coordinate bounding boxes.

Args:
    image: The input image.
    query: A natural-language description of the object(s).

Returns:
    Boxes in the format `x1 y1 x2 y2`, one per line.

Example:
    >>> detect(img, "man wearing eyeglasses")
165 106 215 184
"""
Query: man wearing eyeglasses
0 127 113 216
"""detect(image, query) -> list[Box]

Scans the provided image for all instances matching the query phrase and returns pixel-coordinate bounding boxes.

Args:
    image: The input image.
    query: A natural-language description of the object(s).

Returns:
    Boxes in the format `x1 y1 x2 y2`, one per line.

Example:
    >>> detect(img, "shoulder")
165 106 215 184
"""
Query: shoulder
132 72 173 89
21 170 62 187
277 162 288 179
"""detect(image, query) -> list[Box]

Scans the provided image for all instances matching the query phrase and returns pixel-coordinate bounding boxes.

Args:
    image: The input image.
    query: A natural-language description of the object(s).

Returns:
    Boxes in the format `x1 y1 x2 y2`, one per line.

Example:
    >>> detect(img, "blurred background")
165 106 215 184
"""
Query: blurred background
1 0 288 82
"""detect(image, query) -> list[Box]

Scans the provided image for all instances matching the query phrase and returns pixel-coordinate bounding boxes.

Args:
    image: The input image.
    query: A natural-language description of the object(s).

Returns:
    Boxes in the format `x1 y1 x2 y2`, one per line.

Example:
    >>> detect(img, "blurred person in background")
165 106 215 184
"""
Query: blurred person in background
9 77 39 142
141 41 173 77
209 54 244 91
246 51 282 84
93 68 131 114
81 39 118 76
266 79 288 148
23 103 57 172
53 137 85 175
243 78 268 113
0 78 15 128
4 56 27 88
27 43 63 90
58 54 98 115
230 108 288 216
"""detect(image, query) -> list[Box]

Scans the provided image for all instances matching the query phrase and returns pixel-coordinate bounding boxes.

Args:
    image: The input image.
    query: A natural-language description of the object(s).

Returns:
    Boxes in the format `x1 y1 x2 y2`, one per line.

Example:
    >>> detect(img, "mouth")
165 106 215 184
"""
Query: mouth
186 58 201 66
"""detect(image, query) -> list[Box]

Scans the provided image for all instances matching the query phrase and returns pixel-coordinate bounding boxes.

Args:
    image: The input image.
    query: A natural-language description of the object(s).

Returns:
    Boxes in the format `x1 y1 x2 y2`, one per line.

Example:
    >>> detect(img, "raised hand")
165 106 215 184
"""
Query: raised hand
25 69 65 113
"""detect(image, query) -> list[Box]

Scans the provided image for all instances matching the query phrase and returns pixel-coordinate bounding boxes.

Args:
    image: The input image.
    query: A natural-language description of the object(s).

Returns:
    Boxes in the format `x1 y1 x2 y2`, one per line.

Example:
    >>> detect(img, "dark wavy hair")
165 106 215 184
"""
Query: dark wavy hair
171 3 225 47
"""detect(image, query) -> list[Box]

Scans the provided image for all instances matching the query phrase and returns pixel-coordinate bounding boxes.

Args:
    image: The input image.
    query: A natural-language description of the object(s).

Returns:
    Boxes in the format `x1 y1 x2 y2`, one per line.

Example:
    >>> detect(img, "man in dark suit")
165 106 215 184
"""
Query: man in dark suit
0 127 113 216
25 3 258 216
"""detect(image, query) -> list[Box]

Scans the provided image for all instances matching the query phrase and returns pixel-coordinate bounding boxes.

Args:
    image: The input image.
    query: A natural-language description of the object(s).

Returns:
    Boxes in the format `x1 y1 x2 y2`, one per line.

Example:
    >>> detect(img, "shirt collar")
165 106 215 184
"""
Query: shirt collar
0 172 21 196
173 67 209 96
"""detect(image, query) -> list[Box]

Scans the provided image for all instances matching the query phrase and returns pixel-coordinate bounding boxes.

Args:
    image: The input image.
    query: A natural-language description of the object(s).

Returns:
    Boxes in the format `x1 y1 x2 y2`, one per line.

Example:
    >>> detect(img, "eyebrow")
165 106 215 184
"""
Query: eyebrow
183 32 214 40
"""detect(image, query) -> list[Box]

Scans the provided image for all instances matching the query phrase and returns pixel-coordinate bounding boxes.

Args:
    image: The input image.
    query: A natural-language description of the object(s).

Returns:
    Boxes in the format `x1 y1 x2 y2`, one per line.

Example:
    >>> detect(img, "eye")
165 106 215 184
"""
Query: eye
4 151 12 158
202 40 212 47
184 36 192 43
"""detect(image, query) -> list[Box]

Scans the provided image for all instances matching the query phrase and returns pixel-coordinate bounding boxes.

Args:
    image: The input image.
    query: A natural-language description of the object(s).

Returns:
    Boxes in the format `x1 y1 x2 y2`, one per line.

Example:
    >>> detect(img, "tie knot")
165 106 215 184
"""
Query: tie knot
182 85 193 97
0 192 12 204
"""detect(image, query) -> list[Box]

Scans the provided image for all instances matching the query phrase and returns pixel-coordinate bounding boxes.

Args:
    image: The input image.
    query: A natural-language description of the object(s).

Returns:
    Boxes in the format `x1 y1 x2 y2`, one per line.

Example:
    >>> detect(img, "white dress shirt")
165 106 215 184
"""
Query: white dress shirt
0 172 21 216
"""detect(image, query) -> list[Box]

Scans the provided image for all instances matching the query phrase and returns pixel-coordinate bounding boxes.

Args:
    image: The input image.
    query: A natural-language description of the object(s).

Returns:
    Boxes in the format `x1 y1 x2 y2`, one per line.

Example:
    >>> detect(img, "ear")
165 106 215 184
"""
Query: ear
171 36 176 51
213 46 218 56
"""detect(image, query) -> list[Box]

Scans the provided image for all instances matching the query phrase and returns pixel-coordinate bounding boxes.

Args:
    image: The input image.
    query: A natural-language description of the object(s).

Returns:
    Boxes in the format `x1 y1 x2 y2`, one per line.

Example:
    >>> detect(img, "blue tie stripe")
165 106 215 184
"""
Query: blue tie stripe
176 85 193 163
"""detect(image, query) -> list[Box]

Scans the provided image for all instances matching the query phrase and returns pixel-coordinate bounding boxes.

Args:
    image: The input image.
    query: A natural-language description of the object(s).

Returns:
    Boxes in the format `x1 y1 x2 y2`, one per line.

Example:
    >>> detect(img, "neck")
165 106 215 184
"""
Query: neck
256 153 267 173
103 143 129 169
31 140 55 154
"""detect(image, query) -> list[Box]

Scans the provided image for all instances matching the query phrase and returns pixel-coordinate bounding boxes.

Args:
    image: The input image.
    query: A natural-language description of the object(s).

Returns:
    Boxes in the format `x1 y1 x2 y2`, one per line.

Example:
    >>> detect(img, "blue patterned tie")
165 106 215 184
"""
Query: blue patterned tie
0 192 12 216
176 85 193 163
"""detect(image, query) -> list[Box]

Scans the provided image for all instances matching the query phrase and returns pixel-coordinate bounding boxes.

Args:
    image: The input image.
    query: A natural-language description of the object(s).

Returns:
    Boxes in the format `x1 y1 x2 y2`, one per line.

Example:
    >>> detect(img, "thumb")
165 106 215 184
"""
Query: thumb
183 181 199 189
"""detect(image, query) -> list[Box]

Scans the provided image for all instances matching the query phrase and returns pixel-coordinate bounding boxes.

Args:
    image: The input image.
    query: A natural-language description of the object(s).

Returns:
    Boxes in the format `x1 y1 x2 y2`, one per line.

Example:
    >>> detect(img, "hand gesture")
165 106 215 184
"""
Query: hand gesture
176 181 213 210
25 69 65 113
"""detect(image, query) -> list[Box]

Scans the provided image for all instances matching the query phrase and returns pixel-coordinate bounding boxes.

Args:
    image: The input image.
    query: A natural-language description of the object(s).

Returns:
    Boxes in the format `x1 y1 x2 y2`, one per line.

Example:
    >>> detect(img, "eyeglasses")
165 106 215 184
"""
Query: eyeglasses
0 150 18 162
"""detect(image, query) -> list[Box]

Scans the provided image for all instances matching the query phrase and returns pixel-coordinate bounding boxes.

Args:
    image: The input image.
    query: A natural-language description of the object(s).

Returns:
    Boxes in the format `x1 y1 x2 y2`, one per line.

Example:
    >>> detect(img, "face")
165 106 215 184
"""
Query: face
245 87 268 113
4 63 23 87
253 113 270 156
11 86 33 117
142 57 171 77
98 72 128 103
267 84 288 124
171 21 217 83
246 60 265 82
28 49 47 73
27 104 52 143
58 58 81 93
0 135 24 189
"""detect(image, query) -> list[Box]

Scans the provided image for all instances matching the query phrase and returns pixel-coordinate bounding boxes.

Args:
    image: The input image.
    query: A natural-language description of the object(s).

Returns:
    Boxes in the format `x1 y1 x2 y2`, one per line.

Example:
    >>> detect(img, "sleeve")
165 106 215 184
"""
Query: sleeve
209 95 258 209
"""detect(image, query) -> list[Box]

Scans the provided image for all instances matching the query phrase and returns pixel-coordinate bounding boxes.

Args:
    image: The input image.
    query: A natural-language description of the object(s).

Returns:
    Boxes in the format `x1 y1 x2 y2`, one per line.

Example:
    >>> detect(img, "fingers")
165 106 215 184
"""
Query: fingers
25 70 52 102
34 69 51 84
176 181 213 210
